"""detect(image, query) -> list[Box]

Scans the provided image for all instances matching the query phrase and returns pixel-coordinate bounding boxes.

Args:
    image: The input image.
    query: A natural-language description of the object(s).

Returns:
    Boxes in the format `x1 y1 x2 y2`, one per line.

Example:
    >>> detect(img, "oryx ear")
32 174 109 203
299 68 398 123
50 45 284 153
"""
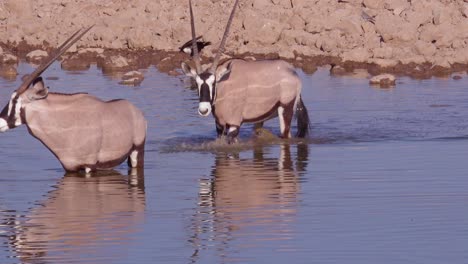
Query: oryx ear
181 62 197 77
216 61 233 82
28 77 49 101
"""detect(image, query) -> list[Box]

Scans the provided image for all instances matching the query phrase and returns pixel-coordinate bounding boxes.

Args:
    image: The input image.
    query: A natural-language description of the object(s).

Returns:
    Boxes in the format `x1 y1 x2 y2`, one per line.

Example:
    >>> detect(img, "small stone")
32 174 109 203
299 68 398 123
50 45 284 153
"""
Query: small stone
1 53 18 64
61 55 91 71
0 65 18 80
167 70 181 76
99 55 131 73
78 48 105 55
330 65 347 75
119 70 144 86
342 47 371 63
109 55 129 68
370 73 396 87
26 50 49 64
452 75 462 80
369 58 399 68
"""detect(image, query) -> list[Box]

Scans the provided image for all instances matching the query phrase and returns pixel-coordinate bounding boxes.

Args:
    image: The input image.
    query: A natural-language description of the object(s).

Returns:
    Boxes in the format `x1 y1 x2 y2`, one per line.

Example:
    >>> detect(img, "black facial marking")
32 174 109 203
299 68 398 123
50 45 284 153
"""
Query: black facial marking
0 102 10 119
200 83 211 102
198 72 216 104
0 95 19 128
199 72 212 80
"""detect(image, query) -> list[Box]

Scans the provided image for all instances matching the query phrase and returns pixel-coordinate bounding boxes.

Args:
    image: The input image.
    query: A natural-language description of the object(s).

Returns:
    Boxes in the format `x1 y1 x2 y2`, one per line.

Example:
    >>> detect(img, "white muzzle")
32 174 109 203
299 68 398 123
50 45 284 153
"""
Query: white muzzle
0 118 8 132
198 102 212 117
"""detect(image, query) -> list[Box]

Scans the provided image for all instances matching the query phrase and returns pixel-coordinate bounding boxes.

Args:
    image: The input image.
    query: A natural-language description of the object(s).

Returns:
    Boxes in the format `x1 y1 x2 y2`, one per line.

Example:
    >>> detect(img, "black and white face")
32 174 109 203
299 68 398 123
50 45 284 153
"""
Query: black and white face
0 92 24 132
181 61 233 117
0 77 49 132
195 72 216 117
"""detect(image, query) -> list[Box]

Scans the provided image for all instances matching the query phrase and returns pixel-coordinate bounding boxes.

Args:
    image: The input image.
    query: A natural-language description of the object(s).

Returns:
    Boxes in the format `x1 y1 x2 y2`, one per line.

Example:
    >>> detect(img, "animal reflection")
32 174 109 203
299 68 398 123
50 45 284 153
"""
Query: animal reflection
190 144 308 261
4 169 145 263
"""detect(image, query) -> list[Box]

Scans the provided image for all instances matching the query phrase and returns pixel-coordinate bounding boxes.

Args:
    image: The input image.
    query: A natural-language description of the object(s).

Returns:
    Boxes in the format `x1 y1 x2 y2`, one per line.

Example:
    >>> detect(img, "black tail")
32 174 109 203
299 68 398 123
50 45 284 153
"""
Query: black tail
295 96 310 138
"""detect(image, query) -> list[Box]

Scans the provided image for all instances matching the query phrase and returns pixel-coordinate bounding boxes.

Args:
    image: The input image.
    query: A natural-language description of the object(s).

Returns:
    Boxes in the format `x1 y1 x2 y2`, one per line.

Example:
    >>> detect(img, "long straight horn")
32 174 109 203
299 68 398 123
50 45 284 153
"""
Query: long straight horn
16 25 94 94
189 0 202 74
210 0 240 74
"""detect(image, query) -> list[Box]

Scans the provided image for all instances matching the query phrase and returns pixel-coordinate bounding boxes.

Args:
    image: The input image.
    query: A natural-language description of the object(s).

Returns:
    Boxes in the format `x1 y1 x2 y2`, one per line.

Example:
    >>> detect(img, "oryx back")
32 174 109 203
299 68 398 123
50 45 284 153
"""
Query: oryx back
215 59 301 125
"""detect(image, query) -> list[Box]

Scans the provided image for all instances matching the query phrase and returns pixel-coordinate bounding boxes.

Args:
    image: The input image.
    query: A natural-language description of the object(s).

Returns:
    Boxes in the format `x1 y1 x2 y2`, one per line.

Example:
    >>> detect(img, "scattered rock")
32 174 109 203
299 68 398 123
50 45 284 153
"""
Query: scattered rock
243 10 283 45
156 56 176 73
452 75 462 80
0 1 466 77
167 70 181 76
372 46 394 59
330 65 347 75
61 54 91 71
301 62 317 75
414 40 436 57
119 70 144 86
99 55 131 73
0 65 18 80
369 58 399 68
370 74 396 87
78 48 104 54
1 53 18 65
342 47 371 63
26 50 48 64
374 13 418 44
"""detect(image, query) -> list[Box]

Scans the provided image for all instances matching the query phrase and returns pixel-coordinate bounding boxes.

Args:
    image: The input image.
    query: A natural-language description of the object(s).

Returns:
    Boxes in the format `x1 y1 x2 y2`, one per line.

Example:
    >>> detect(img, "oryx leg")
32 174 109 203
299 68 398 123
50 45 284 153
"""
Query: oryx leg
128 144 145 168
226 125 240 144
278 101 294 139
254 122 264 135
216 121 224 138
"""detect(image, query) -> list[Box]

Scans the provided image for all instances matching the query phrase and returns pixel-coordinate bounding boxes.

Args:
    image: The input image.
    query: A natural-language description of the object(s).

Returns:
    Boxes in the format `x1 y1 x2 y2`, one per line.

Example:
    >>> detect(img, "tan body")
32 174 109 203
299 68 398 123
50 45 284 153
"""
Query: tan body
0 27 147 172
182 0 309 142
24 93 147 171
214 59 301 127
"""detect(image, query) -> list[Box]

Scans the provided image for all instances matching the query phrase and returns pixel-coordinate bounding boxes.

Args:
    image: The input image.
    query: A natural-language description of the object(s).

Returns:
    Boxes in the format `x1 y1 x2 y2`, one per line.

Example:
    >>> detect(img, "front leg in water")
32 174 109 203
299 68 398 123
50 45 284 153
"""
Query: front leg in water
226 125 239 144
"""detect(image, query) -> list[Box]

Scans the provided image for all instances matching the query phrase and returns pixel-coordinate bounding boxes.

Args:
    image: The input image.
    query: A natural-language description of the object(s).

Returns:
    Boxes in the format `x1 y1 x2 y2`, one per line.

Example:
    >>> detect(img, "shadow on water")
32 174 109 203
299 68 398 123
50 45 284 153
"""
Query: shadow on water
0 169 145 263
188 143 308 263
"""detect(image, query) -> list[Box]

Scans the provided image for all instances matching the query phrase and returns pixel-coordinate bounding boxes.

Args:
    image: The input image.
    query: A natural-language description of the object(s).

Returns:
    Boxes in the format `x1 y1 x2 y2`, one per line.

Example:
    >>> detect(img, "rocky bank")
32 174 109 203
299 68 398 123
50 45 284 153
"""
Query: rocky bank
0 0 467 78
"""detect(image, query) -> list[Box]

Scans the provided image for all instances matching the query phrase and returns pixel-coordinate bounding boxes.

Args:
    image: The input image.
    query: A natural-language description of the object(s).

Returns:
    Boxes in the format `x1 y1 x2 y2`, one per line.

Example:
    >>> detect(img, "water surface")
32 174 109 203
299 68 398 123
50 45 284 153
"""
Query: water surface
0 63 467 263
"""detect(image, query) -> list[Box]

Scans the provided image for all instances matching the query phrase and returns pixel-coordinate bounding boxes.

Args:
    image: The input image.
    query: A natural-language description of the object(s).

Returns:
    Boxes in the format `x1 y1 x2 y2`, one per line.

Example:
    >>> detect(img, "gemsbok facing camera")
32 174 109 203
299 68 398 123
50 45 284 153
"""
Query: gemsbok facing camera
181 0 310 143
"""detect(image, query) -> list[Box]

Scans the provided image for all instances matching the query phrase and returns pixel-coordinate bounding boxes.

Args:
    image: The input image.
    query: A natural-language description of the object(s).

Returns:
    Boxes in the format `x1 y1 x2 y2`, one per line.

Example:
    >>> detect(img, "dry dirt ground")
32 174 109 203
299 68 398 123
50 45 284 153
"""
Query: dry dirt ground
0 0 467 79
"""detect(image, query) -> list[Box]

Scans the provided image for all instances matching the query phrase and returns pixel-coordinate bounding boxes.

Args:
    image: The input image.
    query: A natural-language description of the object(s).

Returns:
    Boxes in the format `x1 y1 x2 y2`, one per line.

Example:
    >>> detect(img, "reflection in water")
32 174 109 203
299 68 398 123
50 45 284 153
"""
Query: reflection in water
3 169 145 263
190 144 308 263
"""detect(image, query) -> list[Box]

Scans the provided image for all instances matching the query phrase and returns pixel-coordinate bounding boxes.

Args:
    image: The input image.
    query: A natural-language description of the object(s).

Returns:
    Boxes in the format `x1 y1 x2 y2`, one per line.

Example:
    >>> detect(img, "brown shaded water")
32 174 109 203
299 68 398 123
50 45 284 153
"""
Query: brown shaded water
0 63 467 263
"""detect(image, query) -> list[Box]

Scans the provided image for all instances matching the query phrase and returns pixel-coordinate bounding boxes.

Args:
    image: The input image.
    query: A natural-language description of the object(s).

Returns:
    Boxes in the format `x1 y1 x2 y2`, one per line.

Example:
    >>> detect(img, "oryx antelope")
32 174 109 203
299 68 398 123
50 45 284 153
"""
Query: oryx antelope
181 0 310 143
0 27 147 172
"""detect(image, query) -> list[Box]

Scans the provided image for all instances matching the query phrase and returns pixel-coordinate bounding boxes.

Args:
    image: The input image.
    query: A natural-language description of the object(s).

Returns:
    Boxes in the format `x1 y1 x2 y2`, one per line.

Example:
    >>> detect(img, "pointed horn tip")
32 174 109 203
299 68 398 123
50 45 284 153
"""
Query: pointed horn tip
210 0 240 72
15 25 94 94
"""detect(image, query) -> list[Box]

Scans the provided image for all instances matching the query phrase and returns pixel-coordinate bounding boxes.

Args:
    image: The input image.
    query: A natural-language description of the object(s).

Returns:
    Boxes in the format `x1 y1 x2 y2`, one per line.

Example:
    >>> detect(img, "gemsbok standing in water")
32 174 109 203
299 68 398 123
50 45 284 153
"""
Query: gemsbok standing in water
181 0 310 143
0 26 147 173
